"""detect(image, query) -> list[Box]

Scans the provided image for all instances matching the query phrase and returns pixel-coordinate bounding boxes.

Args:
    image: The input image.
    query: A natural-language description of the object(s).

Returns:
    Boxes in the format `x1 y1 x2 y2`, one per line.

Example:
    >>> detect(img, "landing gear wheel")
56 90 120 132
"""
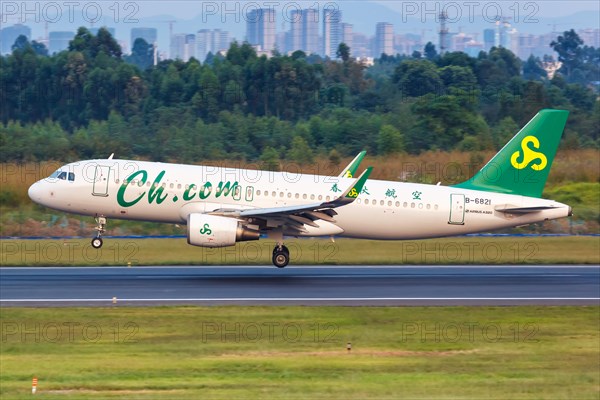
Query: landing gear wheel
91 237 103 249
272 250 289 268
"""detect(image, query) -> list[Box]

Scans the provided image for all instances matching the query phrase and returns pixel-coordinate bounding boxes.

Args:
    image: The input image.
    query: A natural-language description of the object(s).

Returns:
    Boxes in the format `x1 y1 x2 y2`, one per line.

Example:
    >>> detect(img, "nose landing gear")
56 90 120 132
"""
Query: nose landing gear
91 216 106 249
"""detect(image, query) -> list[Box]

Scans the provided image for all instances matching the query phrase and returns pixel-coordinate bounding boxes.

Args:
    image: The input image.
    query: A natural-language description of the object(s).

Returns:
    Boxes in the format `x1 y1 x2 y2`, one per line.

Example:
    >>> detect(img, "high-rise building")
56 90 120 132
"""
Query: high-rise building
195 29 231 62
577 28 600 48
495 19 511 48
196 29 212 62
288 9 303 53
49 31 75 53
246 8 276 52
1 24 31 54
212 29 230 54
170 34 196 61
303 9 319 54
323 8 342 57
394 33 421 56
131 27 157 51
286 9 319 54
341 23 353 54
374 22 394 57
352 32 370 58
483 29 495 51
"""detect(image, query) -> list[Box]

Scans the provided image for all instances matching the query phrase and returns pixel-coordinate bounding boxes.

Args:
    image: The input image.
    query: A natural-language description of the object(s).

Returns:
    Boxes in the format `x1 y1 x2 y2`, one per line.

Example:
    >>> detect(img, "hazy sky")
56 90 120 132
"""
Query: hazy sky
130 1 598 19
2 1 597 49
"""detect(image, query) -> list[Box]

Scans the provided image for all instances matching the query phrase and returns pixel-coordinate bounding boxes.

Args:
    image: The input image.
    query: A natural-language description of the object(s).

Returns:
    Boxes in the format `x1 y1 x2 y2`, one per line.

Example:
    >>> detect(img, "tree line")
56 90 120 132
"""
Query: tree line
0 27 598 164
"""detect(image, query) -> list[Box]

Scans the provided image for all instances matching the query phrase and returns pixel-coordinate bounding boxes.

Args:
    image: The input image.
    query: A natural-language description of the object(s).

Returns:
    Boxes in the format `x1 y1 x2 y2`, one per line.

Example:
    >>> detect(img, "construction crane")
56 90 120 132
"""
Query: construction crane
157 20 177 40
156 20 177 58
548 23 570 35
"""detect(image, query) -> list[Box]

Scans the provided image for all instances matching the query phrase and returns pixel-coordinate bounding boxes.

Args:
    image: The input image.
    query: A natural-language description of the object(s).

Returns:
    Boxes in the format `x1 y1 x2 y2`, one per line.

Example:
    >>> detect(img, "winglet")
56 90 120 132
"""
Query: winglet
344 167 372 199
338 151 367 178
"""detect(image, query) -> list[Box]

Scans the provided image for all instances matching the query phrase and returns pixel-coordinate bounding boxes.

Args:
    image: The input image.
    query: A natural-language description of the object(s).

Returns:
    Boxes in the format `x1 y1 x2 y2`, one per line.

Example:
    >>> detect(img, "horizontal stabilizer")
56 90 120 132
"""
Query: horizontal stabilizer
494 205 560 214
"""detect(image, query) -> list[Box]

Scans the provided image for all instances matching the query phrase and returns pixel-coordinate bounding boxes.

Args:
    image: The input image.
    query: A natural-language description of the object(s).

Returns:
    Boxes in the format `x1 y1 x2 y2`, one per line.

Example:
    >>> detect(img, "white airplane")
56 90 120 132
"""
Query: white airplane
28 109 572 267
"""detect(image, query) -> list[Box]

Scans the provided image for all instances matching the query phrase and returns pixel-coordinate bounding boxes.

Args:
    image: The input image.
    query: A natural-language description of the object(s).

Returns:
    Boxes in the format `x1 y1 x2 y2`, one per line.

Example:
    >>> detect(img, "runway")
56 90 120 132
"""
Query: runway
1 265 598 306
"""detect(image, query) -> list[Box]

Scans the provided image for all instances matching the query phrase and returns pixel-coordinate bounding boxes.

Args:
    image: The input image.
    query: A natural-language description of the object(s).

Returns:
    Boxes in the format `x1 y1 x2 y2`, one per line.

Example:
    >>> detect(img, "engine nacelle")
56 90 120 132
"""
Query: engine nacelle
187 213 259 248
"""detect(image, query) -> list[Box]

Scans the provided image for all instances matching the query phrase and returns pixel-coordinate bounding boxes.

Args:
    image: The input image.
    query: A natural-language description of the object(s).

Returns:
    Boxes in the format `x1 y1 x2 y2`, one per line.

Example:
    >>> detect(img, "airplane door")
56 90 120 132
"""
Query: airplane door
449 194 465 225
92 165 111 197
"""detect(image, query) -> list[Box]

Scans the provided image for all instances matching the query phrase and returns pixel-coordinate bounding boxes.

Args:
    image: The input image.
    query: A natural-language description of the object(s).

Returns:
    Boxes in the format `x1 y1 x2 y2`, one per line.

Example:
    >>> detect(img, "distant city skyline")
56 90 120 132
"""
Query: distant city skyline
1 1 598 60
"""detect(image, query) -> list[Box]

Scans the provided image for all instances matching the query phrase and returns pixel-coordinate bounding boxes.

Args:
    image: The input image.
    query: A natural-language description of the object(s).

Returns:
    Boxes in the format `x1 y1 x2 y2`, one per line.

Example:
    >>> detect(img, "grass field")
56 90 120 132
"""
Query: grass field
0 306 598 399
1 236 599 266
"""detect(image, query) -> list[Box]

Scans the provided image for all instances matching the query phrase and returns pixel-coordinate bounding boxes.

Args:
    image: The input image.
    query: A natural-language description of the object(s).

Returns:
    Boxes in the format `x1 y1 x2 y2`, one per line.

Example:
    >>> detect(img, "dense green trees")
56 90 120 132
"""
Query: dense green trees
0 28 598 163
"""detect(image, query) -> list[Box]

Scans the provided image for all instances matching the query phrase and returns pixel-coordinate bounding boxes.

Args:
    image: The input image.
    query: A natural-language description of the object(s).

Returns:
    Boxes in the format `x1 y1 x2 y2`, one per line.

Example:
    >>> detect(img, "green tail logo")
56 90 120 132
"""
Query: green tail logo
454 109 568 198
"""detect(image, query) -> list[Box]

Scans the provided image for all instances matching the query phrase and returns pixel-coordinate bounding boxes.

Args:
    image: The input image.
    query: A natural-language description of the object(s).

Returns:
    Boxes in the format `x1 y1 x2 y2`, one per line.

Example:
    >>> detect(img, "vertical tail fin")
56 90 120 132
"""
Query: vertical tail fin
453 109 569 198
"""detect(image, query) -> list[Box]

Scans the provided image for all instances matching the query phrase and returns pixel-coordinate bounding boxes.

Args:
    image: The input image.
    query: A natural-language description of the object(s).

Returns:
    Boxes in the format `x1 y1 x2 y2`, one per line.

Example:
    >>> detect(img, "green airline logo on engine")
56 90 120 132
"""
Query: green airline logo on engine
199 223 212 235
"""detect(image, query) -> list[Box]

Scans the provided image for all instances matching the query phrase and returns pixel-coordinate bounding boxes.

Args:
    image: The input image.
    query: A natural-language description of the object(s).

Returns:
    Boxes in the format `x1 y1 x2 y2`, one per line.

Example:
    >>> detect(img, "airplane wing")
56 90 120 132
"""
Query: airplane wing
338 151 366 178
210 167 372 234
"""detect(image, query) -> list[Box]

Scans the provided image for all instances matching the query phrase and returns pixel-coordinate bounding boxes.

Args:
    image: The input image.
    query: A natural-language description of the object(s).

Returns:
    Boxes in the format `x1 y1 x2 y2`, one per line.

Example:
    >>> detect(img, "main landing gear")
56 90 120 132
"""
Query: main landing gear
272 244 290 268
91 216 107 249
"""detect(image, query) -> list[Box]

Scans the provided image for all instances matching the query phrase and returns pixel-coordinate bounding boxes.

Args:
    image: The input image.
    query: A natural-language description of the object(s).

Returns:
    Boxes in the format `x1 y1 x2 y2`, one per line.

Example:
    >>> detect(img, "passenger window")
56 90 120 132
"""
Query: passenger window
177 184 182 189
427 204 431 210
310 194 315 200
295 193 299 199
318 195 322 201
434 205 439 210
265 191 268 197
280 192 284 198
287 192 292 198
395 201 400 207
303 194 307 199
256 190 261 196
272 191 276 197
365 199 369 205
403 202 408 208
411 203 415 208
388 201 392 206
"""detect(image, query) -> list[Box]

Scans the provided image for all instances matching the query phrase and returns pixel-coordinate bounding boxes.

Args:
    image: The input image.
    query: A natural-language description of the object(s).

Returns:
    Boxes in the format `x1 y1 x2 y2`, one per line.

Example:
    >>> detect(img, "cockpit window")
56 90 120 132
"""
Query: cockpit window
49 170 75 181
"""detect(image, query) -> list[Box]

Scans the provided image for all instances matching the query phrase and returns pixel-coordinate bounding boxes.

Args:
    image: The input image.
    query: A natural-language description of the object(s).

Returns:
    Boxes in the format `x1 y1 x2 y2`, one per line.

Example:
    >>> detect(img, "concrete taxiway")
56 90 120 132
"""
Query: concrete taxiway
1 265 598 306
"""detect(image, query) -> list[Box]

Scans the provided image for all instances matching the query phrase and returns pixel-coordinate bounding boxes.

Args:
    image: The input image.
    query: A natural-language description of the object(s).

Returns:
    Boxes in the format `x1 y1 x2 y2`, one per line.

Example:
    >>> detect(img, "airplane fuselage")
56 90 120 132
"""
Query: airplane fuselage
28 159 571 240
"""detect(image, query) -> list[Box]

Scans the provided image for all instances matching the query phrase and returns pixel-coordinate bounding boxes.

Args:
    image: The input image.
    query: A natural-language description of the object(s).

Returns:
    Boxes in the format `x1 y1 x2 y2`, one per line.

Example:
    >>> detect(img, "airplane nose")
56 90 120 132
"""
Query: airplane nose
28 181 42 203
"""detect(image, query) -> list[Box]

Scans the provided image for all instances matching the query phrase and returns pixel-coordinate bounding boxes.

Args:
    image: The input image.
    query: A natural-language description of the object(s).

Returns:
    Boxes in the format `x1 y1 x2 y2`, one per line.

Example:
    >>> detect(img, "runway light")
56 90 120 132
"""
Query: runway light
32 377 38 394
346 342 352 352
112 296 117 304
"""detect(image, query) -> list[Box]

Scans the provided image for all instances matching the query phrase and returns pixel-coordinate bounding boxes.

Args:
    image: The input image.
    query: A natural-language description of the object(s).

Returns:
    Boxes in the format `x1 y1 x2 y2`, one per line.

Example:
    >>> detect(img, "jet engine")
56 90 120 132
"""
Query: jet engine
187 213 259 248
